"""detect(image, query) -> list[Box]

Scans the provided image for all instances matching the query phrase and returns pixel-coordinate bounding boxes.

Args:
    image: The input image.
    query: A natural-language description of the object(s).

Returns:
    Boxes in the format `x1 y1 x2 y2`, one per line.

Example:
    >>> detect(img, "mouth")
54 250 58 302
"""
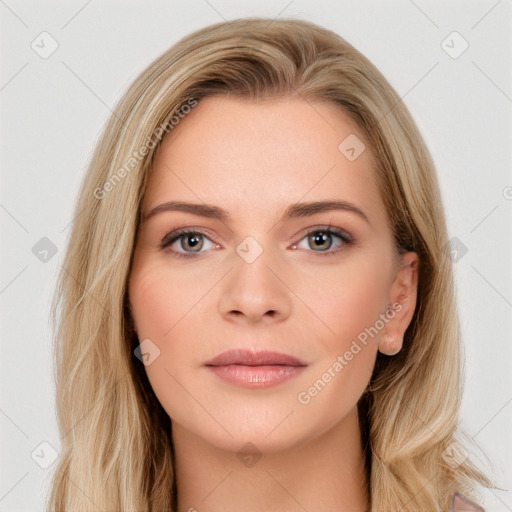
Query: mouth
204 349 307 389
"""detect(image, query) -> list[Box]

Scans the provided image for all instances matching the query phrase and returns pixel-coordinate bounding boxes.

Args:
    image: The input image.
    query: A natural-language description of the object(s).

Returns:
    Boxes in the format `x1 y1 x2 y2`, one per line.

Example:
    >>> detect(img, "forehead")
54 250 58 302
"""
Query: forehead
143 95 384 226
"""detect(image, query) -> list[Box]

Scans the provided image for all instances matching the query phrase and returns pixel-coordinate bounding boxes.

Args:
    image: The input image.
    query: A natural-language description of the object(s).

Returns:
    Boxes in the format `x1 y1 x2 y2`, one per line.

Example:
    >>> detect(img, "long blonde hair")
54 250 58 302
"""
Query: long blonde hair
47 17 493 511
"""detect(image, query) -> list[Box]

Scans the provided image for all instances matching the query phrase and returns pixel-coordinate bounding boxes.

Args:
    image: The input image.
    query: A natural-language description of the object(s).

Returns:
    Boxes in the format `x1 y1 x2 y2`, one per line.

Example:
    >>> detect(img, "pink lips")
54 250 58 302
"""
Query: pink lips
204 349 307 389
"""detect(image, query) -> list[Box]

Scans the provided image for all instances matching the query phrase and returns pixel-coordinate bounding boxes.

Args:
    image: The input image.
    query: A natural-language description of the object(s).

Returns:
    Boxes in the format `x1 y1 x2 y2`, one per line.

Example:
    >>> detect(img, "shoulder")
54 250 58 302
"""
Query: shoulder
448 491 485 511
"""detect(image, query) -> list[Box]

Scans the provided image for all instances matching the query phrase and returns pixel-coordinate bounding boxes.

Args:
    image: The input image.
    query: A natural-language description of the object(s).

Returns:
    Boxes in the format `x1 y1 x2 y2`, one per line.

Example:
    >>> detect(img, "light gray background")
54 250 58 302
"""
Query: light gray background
1 1 511 510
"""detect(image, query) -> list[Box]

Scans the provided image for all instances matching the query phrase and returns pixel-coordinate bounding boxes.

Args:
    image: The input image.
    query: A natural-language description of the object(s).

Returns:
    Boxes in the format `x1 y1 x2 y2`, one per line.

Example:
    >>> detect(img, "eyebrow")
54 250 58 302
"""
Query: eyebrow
142 199 370 224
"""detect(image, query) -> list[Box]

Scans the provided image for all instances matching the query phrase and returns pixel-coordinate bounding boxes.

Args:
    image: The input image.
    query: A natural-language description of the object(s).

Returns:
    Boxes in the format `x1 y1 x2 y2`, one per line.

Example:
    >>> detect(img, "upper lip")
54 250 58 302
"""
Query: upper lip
205 349 307 367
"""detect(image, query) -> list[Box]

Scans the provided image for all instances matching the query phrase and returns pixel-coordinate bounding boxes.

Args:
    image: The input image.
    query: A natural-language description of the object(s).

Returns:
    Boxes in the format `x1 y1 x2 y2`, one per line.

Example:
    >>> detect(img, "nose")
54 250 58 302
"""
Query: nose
218 248 292 325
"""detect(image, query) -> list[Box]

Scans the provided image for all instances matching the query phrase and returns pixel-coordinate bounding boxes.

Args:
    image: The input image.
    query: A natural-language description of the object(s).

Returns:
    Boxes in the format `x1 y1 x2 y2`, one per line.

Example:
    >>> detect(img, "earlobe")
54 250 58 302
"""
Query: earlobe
378 252 419 356
379 333 402 356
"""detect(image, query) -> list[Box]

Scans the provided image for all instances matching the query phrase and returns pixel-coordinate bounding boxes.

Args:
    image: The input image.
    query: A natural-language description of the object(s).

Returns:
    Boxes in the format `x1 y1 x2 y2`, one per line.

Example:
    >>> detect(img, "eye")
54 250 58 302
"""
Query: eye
291 226 353 256
159 225 353 259
159 228 219 259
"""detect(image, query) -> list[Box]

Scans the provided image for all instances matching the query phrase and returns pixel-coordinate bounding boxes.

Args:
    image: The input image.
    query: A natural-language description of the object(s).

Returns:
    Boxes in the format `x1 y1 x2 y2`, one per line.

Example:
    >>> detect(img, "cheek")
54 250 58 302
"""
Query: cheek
294 252 391 384
128 249 225 351
290 257 390 423
128 256 205 421
129 254 202 342
296 252 392 352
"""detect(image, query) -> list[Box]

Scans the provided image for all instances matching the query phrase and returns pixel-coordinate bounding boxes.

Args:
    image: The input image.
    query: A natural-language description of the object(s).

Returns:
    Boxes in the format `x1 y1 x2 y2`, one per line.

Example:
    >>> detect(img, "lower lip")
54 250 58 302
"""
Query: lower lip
205 364 306 389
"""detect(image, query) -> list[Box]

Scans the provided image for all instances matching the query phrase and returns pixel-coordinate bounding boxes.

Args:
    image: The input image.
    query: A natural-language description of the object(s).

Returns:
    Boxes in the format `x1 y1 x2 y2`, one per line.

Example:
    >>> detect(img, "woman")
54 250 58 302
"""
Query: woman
47 17 493 511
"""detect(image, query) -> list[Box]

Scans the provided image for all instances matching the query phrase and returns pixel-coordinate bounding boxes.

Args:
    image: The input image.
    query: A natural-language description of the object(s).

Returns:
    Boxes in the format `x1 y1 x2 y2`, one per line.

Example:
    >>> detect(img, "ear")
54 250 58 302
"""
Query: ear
378 252 419 356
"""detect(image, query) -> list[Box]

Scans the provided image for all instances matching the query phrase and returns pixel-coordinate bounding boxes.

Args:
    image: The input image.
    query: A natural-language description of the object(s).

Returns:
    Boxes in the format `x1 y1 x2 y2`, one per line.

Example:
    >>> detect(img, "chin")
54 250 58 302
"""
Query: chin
171 400 335 457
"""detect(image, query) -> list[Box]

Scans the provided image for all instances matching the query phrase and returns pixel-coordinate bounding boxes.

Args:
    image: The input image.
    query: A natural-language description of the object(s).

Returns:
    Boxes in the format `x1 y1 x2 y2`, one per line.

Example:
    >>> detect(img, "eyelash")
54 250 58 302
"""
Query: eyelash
158 225 354 260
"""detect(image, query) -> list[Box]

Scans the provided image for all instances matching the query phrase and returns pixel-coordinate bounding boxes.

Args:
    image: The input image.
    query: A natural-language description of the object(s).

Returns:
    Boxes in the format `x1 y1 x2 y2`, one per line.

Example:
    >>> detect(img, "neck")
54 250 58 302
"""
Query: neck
172 407 369 512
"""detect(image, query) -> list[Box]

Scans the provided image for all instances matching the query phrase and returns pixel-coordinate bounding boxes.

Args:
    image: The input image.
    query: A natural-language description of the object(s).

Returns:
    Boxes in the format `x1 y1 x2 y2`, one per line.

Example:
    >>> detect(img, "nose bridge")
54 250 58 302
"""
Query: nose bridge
218 234 291 322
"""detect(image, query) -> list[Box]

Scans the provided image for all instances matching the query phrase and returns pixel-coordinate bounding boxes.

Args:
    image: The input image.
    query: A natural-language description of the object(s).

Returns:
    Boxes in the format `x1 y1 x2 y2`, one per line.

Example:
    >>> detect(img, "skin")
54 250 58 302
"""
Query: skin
128 95 419 512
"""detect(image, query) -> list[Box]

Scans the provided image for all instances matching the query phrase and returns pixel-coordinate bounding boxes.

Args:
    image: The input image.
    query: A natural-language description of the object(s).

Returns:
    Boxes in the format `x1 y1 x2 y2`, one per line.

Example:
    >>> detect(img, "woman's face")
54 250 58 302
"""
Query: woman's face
128 95 417 454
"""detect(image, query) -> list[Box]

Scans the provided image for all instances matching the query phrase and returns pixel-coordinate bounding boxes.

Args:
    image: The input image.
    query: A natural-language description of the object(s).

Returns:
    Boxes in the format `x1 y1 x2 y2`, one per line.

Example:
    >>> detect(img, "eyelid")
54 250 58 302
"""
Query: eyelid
292 224 353 245
159 224 354 258
159 227 219 253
